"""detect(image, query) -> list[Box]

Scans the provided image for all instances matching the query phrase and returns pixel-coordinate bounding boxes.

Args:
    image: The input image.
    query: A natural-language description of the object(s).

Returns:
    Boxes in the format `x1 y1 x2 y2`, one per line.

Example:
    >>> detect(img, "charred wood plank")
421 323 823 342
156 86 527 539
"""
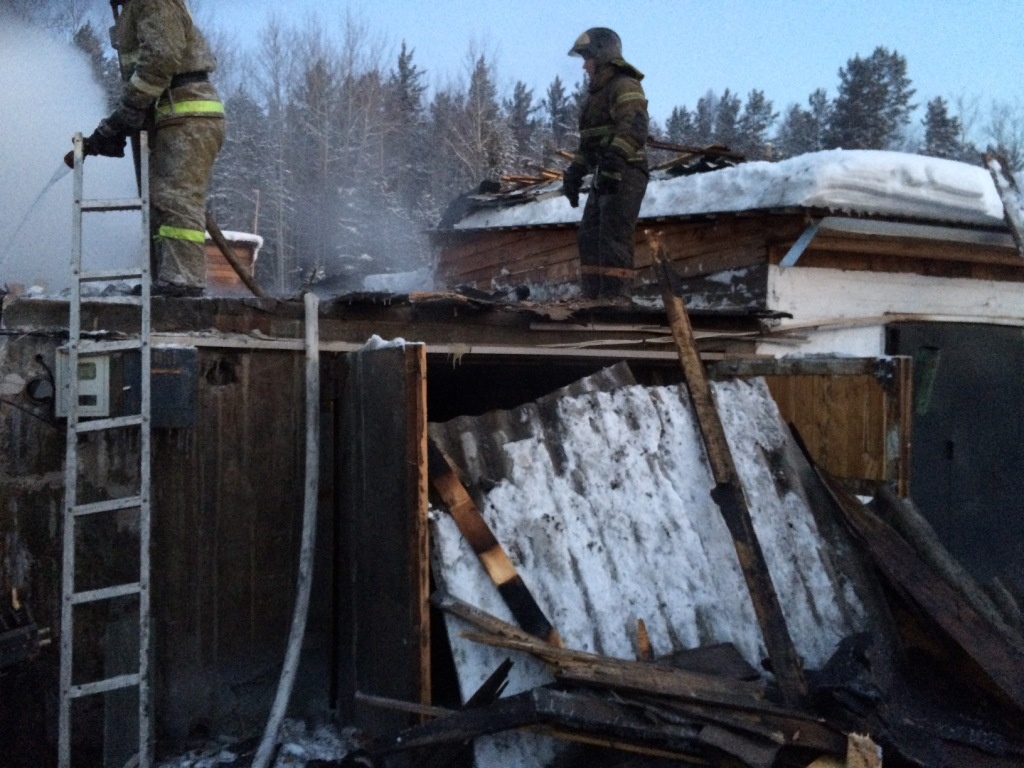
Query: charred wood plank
872 486 1024 652
648 231 807 706
647 697 846 755
434 592 769 706
372 692 541 754
818 470 1024 713
657 642 760 682
427 444 563 647
411 658 513 768
696 724 779 768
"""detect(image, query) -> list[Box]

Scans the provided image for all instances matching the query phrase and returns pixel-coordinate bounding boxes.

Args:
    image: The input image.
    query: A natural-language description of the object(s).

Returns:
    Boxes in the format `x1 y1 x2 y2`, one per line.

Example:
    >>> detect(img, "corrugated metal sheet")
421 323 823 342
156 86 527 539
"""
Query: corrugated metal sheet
428 369 871 706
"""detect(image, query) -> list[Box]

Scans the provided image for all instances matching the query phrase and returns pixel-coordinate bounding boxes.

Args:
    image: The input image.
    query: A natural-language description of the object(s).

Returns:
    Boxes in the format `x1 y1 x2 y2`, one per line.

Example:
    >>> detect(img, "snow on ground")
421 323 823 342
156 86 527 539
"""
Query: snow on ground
452 149 1006 231
155 719 357 767
431 376 868 766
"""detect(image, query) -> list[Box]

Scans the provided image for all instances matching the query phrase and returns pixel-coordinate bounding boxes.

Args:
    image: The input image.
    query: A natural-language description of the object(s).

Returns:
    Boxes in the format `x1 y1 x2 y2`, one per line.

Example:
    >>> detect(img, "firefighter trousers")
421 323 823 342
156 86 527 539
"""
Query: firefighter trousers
577 164 648 298
149 115 225 288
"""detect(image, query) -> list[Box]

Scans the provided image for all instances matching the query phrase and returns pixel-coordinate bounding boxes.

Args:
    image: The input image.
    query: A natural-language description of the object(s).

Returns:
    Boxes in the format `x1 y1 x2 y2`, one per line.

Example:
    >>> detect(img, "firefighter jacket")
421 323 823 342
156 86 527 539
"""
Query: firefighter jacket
111 0 223 127
571 59 649 174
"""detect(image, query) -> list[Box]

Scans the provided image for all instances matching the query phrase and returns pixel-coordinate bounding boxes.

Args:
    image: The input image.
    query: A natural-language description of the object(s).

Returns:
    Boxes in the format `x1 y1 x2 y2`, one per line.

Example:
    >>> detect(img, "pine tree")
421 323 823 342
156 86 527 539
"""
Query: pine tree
736 90 777 159
692 91 717 146
289 53 342 273
71 20 120 109
714 89 741 149
665 106 695 145
504 80 539 166
542 75 576 152
72 21 105 81
922 97 963 160
382 42 430 213
442 54 515 189
826 46 916 149
773 89 831 159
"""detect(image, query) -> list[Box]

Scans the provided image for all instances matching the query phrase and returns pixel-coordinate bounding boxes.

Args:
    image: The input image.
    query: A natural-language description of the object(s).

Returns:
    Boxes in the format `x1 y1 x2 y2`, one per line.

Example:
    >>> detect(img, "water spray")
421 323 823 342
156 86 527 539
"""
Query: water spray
0 160 71 272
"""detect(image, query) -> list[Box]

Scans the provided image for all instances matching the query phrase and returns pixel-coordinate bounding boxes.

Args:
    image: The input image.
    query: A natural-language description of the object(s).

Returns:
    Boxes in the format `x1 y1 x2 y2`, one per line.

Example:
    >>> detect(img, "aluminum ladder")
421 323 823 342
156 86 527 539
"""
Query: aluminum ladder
59 132 153 768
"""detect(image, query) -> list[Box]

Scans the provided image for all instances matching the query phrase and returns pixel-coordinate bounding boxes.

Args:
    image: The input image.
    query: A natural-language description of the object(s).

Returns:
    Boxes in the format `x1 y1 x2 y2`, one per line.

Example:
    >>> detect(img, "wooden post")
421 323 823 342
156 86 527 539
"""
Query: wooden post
646 231 807 706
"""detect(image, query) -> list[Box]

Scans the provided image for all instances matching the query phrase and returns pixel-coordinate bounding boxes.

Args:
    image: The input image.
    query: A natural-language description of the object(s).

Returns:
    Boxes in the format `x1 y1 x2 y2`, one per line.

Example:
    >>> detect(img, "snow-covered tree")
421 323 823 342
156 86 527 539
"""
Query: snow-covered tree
382 42 431 213
437 53 515 191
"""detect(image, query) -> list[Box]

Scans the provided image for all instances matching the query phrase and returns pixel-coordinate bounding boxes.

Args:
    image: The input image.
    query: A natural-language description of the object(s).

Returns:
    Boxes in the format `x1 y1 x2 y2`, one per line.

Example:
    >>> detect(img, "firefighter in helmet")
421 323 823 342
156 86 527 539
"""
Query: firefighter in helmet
562 27 649 299
81 0 225 297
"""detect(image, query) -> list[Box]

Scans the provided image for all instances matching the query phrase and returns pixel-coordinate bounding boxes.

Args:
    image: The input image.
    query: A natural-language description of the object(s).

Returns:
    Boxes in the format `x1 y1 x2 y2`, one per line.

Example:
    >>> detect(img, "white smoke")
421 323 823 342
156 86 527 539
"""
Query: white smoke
0 16 137 295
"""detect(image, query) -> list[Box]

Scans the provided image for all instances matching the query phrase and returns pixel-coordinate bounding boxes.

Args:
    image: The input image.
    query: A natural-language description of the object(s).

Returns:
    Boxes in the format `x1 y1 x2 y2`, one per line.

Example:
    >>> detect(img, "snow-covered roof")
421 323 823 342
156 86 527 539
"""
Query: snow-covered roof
452 150 1006 231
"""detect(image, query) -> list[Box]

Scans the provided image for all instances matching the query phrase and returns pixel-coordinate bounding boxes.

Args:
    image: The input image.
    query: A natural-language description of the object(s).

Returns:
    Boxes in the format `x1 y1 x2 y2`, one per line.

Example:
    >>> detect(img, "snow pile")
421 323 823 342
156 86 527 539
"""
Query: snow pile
453 150 1005 231
431 377 868 765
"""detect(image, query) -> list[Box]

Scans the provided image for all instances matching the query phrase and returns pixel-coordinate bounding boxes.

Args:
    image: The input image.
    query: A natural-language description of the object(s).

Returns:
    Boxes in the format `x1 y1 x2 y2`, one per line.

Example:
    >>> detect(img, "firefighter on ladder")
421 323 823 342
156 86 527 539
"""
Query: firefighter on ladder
561 27 650 300
79 0 225 297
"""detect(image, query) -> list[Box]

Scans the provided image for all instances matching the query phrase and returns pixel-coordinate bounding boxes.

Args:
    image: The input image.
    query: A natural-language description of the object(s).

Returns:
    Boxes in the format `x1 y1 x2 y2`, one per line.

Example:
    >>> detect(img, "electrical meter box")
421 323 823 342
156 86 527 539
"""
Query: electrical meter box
56 346 198 427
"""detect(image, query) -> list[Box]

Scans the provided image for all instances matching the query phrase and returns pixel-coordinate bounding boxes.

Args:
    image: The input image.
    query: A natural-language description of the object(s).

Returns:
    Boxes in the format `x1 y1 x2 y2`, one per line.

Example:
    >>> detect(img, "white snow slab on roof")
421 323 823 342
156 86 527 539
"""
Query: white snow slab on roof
430 377 869 765
453 149 1005 231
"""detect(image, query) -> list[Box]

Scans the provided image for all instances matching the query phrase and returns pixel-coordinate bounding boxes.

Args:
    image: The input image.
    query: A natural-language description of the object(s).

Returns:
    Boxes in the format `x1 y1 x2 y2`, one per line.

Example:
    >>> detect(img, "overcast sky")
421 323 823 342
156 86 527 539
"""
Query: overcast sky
198 0 1023 131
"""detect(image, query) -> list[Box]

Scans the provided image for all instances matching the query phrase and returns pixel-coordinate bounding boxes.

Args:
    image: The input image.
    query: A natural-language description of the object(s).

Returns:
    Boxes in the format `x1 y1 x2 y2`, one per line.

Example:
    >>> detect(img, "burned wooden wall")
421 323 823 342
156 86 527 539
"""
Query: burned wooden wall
433 213 804 305
151 347 322 745
0 331 326 757
334 344 430 734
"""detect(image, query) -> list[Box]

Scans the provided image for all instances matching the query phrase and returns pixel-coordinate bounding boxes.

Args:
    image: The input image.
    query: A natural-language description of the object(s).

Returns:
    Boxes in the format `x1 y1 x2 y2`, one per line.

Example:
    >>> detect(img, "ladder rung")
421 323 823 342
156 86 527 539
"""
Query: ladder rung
79 268 144 282
79 338 144 354
73 414 144 433
71 582 142 605
69 672 141 699
73 496 144 517
81 198 145 212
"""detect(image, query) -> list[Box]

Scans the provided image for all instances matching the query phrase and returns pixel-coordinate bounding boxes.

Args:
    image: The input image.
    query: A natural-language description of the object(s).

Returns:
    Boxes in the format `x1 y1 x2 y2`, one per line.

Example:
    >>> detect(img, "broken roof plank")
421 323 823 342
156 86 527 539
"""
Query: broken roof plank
434 591 769 707
818 469 1024 713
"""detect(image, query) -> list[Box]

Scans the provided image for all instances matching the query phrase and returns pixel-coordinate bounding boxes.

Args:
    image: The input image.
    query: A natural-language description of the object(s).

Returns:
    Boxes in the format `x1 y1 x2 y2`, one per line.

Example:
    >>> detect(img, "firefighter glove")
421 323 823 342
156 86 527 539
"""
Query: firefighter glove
596 152 625 195
562 162 586 208
83 124 127 159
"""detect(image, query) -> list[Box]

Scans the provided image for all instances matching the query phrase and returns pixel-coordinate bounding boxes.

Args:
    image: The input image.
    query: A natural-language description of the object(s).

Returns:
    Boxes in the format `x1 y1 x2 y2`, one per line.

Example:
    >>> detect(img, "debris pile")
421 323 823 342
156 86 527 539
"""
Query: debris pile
370 361 1024 767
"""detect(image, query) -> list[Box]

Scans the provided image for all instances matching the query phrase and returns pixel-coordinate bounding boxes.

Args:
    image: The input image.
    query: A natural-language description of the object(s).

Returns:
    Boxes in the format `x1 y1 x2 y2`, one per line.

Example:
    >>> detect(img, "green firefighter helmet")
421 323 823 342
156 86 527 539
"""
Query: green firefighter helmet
568 27 622 64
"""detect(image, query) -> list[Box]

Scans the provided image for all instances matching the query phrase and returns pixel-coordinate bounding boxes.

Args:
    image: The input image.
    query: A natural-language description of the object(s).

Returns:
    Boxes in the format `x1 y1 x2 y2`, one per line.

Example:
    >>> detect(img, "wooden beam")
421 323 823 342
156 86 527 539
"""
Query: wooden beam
647 230 808 707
